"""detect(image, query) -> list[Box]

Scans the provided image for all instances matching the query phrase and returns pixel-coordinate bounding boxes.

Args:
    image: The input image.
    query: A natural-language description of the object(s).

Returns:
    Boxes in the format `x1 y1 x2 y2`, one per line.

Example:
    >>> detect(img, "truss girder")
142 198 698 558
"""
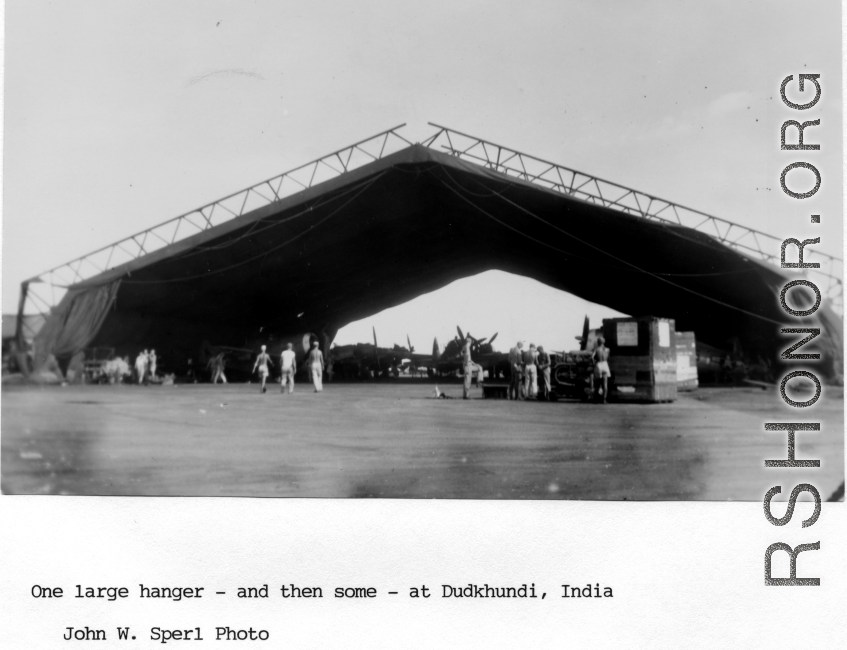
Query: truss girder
18 123 843 333
19 125 413 325
423 123 842 313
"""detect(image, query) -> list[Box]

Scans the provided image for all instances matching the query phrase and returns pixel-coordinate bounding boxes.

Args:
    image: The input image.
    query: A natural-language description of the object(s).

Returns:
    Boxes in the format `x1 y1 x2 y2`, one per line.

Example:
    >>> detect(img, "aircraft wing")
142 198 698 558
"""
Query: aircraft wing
406 351 433 365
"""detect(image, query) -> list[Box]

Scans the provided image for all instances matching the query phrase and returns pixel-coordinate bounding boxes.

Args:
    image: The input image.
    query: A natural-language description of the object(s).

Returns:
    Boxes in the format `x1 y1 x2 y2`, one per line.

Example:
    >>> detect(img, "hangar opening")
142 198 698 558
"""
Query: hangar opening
334 269 628 371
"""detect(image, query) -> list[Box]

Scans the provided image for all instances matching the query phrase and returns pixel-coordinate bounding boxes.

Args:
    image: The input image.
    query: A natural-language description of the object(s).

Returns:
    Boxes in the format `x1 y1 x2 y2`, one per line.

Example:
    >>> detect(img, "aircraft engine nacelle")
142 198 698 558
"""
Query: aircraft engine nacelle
271 332 320 364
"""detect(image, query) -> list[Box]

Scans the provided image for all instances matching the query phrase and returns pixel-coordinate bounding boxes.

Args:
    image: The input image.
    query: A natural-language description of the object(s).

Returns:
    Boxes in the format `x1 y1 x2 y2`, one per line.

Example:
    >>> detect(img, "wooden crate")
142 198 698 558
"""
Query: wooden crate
675 331 699 391
602 317 678 403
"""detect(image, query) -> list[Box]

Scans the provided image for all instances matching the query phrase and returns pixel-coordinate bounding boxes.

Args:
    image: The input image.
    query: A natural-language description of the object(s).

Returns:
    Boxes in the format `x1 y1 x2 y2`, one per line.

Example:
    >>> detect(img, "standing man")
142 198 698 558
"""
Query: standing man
149 349 158 381
280 342 297 394
593 337 611 403
537 345 551 400
209 352 228 384
308 340 325 392
252 345 274 393
135 350 148 385
508 341 524 400
462 337 474 400
523 343 539 400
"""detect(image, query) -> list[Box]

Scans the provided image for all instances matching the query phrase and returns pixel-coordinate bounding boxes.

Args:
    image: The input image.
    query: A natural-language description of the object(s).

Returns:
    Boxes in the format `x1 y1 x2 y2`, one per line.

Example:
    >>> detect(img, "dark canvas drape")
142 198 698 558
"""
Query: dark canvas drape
33 280 121 369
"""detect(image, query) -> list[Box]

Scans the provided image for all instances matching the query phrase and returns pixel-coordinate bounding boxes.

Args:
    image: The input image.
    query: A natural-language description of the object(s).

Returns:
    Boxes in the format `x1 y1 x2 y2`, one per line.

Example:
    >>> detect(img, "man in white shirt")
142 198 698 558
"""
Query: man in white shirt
461 337 473 399
280 343 297 394
523 343 539 400
135 350 148 385
149 349 158 380
461 337 483 400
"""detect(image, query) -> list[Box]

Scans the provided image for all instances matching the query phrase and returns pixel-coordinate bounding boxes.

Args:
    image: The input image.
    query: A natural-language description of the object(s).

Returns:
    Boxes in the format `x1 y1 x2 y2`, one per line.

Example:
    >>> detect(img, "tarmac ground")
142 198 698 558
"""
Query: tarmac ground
1 381 843 500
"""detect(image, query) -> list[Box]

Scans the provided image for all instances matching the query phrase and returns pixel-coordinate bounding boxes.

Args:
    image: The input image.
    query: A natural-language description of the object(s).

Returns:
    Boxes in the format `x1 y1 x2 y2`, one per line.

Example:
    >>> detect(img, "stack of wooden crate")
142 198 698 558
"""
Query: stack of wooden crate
674 331 699 391
602 316 678 403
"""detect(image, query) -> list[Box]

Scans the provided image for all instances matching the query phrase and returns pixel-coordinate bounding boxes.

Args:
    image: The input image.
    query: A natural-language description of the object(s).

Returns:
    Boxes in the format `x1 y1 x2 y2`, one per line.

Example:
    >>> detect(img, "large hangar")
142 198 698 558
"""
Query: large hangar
20 125 843 379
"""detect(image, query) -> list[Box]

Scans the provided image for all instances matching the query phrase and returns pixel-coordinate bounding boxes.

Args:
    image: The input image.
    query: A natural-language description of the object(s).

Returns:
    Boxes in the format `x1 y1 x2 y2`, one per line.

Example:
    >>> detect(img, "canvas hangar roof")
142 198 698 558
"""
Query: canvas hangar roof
23 125 842 378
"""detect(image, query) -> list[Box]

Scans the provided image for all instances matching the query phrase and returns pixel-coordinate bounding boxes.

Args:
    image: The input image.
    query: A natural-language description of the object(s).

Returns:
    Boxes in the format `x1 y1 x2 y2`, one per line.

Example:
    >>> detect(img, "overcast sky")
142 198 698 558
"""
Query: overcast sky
1 0 841 352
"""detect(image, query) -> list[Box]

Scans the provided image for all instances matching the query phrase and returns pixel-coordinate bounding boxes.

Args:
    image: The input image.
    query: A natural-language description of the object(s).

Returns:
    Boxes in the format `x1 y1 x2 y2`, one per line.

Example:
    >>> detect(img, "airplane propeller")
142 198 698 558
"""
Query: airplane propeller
401 334 418 375
453 325 502 355
373 326 380 371
578 315 590 351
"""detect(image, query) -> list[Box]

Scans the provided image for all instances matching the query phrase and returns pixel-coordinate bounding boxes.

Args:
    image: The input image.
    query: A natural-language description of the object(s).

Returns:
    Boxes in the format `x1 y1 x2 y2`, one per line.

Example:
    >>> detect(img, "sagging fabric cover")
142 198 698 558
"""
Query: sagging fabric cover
23 145 843 380
32 280 121 370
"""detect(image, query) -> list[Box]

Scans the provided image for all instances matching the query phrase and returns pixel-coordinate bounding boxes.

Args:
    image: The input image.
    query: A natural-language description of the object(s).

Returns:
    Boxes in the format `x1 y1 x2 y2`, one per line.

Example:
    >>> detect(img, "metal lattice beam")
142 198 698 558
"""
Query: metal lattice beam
422 122 843 313
18 121 842 351
18 125 413 339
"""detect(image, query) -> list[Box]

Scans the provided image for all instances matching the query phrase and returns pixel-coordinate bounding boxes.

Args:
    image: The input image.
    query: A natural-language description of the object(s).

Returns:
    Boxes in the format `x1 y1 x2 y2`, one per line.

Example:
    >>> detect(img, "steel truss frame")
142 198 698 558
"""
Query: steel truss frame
18 122 842 348
17 125 413 346
422 123 843 313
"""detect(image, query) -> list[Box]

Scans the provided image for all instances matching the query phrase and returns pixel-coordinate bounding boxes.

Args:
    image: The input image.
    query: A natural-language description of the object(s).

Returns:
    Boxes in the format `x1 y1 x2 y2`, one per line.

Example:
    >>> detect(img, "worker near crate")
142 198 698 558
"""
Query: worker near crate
523 343 539 399
536 345 551 400
593 337 611 403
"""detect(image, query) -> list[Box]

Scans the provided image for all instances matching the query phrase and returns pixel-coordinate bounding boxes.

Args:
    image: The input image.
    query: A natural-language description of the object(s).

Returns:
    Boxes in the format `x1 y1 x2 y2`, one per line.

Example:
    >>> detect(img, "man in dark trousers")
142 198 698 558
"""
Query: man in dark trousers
508 341 524 400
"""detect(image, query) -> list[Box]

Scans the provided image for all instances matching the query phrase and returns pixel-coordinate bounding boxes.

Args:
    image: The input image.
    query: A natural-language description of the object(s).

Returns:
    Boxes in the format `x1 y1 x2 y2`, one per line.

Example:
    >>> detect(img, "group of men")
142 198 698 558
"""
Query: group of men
507 341 552 401
244 334 612 402
133 349 158 384
507 338 612 403
252 340 325 394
